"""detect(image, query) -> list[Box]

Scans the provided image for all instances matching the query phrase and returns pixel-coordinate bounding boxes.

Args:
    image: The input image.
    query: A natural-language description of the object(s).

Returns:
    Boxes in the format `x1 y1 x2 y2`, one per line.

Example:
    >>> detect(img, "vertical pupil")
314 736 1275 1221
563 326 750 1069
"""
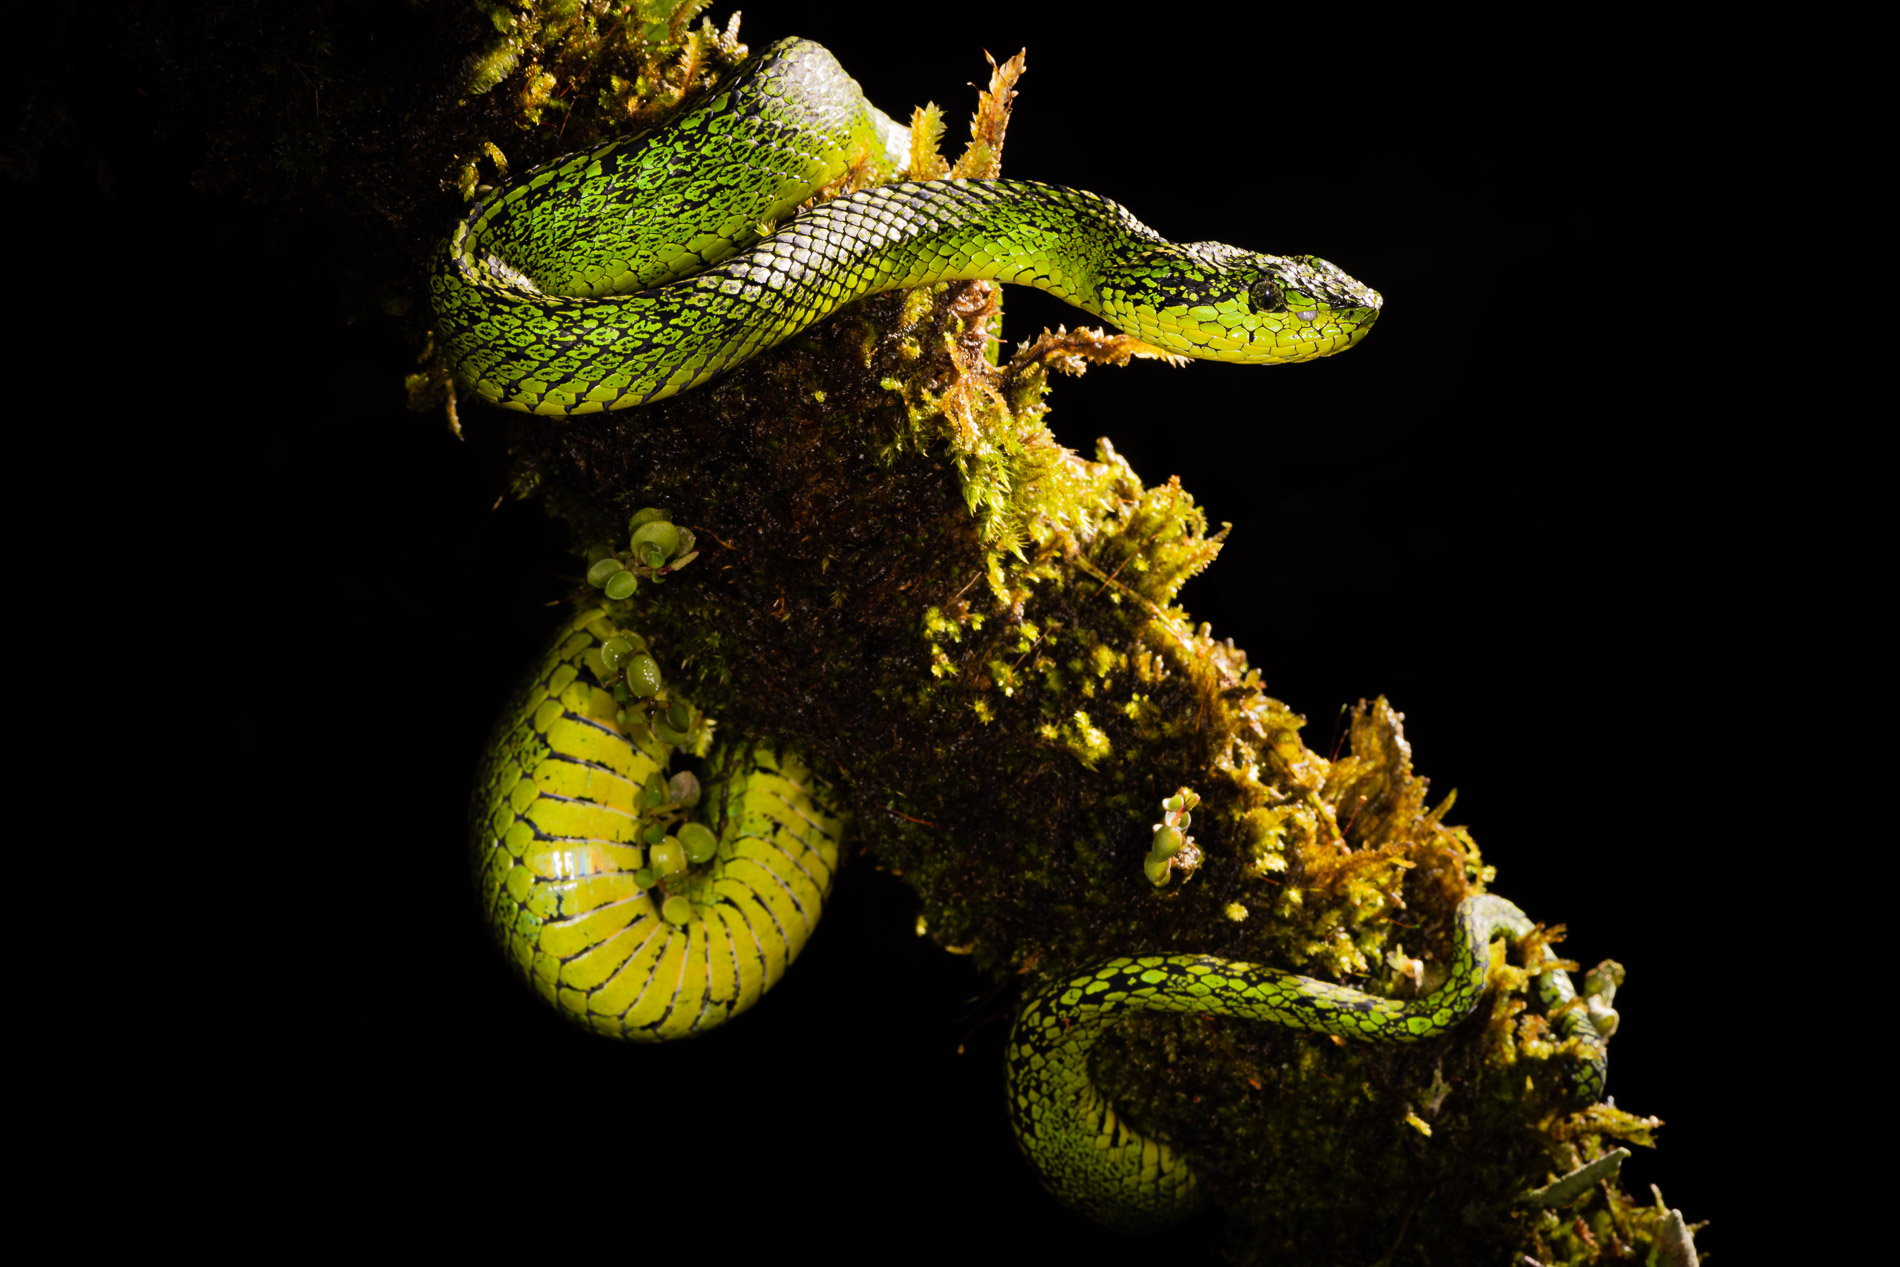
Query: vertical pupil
1252 283 1282 310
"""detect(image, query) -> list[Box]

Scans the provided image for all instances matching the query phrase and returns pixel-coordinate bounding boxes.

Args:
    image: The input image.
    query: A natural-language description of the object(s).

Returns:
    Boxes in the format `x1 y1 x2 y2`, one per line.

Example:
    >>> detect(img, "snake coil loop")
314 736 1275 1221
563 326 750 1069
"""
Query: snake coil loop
472 608 845 1041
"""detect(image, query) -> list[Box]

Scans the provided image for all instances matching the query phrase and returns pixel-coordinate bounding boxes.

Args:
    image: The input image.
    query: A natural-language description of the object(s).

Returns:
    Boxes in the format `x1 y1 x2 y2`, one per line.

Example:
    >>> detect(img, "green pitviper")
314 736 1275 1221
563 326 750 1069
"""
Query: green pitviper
451 37 1606 1229
430 37 1381 414
473 606 846 1040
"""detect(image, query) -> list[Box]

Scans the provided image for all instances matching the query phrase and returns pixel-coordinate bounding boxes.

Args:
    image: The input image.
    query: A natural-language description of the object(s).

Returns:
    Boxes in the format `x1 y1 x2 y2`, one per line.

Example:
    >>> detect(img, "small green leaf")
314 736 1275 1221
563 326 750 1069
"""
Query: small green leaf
626 654 662 697
678 822 717 862
667 771 701 807
631 518 681 558
650 838 687 876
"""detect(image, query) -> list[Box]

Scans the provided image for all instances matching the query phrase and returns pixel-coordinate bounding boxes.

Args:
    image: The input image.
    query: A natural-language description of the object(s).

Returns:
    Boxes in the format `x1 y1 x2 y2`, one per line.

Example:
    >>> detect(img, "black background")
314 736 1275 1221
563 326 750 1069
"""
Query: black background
27 4 1747 1260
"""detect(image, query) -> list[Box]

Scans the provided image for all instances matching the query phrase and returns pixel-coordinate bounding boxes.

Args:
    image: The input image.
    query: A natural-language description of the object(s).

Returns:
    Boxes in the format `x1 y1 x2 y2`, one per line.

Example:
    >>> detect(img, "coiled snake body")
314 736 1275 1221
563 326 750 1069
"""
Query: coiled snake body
472 607 844 1040
450 37 1605 1229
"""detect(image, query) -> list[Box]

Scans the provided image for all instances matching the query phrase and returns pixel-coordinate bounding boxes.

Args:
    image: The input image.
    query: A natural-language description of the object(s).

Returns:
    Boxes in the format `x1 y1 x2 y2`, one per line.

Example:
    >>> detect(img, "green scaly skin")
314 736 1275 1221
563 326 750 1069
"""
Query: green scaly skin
452 36 1600 1231
429 37 1383 414
472 607 846 1040
1005 895 1610 1229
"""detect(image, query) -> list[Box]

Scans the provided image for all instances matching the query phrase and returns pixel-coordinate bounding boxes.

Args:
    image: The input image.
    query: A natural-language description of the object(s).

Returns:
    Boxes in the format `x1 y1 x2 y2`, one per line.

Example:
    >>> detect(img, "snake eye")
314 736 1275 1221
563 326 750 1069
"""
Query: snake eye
1249 280 1285 313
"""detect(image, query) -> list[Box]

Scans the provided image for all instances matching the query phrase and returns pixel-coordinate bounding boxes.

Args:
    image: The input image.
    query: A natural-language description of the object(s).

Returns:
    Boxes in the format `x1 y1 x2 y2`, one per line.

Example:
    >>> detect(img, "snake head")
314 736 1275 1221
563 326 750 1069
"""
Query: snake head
1105 242 1383 364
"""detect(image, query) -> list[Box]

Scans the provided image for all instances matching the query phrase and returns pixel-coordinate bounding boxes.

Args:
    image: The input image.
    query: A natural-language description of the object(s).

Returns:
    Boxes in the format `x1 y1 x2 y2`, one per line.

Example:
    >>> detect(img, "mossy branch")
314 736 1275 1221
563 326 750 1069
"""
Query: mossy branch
166 5 1702 1260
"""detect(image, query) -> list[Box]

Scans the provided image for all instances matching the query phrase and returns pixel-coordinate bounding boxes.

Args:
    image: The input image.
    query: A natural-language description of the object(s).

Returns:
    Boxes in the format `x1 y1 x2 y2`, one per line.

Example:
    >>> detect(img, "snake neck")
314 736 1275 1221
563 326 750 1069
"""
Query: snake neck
761 177 1159 307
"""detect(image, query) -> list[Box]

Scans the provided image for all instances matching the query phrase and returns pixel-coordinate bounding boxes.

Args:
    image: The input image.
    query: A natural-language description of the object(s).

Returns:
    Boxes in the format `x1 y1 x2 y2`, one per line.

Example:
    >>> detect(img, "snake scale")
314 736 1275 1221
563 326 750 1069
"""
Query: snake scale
446 36 1607 1228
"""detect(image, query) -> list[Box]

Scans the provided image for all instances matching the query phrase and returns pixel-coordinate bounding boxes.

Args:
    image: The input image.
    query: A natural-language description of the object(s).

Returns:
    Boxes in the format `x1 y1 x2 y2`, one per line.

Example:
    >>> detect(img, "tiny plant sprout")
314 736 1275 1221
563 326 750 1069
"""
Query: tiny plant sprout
631 519 681 561
665 700 691 732
627 507 671 533
626 653 662 697
679 822 717 863
643 773 667 807
601 636 634 670
650 838 687 876
604 570 638 600
1145 786 1204 888
632 867 656 889
661 894 693 925
586 558 624 588
667 770 701 807
642 823 665 845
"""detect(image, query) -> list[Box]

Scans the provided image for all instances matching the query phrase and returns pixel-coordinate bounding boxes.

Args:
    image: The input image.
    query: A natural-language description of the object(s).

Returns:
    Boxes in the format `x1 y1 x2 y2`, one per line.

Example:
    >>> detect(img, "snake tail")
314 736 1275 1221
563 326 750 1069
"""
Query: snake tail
1004 894 1609 1229
430 37 1382 415
471 606 847 1039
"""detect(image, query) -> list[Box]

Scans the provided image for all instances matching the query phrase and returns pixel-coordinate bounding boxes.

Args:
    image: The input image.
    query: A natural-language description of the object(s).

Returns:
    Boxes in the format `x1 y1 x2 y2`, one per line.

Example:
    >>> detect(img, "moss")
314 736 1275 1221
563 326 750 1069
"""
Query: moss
150 5 1697 1258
